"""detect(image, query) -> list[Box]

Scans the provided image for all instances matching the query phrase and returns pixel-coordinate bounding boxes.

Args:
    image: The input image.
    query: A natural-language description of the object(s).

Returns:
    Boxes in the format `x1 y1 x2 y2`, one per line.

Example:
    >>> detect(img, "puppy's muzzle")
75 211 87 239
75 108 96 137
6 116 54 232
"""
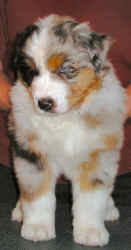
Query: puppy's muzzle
38 98 55 112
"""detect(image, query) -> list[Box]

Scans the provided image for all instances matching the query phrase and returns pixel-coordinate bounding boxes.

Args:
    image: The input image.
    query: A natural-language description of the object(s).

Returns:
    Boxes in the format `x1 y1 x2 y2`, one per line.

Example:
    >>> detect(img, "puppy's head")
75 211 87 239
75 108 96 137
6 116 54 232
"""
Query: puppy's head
10 15 113 114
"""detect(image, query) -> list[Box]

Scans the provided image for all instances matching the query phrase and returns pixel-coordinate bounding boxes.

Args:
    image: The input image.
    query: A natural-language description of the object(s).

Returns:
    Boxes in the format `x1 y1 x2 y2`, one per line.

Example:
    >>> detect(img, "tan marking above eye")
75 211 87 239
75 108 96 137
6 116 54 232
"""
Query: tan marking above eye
47 53 66 72
69 67 102 108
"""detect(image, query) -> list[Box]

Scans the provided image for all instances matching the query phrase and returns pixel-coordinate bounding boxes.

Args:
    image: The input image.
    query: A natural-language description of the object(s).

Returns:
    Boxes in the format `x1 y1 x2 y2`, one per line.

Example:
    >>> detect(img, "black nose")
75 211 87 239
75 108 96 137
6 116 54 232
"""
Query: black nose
38 98 54 112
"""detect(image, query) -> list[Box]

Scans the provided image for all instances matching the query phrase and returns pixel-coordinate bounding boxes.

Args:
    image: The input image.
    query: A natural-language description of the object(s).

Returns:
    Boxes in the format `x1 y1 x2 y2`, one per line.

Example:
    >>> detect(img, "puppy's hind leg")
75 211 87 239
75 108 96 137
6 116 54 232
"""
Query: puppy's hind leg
14 156 56 242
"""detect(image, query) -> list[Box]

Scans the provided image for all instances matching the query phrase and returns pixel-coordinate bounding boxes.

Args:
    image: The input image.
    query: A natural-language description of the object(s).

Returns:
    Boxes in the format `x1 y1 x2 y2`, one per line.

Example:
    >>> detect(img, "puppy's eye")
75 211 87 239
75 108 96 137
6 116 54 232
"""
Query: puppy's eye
59 64 78 79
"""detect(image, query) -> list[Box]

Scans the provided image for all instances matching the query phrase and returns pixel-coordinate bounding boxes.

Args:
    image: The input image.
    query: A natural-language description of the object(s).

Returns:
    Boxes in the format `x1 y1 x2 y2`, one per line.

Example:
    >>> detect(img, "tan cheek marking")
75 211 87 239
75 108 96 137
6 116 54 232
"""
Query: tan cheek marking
69 68 102 108
47 53 65 72
83 114 103 128
20 167 51 202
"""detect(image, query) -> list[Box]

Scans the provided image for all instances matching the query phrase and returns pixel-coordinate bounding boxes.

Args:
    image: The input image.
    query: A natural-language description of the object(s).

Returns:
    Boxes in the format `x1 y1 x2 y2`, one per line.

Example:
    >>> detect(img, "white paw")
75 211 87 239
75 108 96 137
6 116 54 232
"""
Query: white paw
74 226 109 246
11 201 23 222
105 206 120 221
21 223 56 242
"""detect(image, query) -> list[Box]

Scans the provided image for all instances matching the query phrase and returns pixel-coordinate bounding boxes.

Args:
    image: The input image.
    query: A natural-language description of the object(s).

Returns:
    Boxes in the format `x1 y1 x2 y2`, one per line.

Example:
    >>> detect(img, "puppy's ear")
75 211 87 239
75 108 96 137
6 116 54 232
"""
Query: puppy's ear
88 33 113 73
73 22 113 73
72 22 92 46
99 34 113 58
73 22 113 54
9 24 38 82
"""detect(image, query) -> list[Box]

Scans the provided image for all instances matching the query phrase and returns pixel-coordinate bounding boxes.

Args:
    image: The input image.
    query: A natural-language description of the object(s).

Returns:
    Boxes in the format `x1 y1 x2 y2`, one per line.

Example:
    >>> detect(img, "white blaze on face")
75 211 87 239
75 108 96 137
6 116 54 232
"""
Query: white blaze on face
31 71 70 114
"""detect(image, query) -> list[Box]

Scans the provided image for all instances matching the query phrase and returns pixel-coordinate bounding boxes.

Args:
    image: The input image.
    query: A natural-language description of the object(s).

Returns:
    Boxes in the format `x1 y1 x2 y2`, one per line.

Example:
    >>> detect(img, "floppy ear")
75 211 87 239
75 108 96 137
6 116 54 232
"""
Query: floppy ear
9 24 38 82
72 22 92 46
73 22 113 53
73 22 113 72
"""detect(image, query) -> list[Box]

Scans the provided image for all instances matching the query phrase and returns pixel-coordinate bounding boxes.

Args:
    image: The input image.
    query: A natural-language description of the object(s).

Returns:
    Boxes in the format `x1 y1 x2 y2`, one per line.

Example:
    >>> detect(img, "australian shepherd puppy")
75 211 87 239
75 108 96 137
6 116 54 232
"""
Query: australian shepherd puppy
8 15 126 246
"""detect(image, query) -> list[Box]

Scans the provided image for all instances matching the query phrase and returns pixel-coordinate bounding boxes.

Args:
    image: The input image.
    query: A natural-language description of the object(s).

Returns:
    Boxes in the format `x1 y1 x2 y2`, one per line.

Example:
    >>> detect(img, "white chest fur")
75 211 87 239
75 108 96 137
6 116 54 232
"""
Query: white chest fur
11 76 126 177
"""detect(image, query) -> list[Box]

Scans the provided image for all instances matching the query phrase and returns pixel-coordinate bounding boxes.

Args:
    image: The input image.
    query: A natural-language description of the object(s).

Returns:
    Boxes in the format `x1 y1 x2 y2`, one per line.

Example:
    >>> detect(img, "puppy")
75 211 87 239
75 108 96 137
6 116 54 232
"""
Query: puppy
8 15 126 246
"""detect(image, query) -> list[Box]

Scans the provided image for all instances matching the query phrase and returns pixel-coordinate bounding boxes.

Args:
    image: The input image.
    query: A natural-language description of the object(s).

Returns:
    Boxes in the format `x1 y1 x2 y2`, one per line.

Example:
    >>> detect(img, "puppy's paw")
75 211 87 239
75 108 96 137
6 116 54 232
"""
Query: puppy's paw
11 201 23 222
74 226 109 246
21 223 56 242
105 206 120 221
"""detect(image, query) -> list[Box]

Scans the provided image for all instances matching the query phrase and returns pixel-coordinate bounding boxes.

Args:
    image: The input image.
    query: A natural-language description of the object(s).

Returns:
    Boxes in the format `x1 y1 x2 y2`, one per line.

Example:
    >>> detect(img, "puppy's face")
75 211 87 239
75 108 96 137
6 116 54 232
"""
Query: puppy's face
10 15 112 114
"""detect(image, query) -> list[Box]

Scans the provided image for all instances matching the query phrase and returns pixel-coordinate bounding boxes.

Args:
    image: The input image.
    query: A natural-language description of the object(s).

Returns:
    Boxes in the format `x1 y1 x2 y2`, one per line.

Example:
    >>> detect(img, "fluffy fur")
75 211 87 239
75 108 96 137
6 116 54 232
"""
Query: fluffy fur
9 15 126 246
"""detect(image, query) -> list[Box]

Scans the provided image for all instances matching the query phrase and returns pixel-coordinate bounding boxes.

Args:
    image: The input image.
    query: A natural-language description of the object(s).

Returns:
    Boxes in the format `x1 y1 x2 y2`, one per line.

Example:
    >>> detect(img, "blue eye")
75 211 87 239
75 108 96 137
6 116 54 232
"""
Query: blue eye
59 63 78 79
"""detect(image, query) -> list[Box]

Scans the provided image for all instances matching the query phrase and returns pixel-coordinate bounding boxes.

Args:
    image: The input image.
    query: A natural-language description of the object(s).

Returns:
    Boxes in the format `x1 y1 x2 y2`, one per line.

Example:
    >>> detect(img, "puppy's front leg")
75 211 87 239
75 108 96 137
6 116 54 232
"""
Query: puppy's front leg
72 182 110 246
72 160 112 247
14 156 56 242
